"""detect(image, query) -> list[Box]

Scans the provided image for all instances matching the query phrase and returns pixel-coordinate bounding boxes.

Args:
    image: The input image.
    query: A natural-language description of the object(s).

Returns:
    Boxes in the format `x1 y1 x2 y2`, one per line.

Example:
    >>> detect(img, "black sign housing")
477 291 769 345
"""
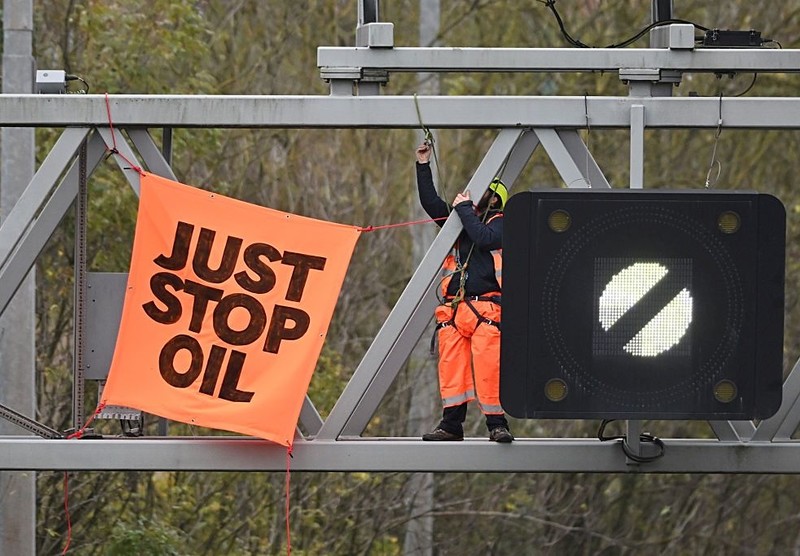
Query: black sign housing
500 189 785 420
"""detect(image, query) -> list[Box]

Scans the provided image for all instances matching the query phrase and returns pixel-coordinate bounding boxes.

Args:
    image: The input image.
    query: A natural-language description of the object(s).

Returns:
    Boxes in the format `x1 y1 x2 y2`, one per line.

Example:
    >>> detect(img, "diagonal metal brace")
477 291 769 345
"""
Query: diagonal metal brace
0 401 63 439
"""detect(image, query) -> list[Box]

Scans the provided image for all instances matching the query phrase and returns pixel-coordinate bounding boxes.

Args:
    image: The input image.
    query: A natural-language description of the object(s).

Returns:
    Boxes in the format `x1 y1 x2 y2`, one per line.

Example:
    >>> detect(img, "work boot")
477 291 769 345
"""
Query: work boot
489 426 514 443
422 427 464 441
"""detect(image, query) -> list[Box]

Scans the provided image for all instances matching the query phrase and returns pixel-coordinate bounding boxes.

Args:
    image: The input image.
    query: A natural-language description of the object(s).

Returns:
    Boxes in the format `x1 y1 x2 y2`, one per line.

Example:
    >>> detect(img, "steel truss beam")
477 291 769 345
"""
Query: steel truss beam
2 95 800 128
1 85 799 471
2 437 800 474
317 46 800 75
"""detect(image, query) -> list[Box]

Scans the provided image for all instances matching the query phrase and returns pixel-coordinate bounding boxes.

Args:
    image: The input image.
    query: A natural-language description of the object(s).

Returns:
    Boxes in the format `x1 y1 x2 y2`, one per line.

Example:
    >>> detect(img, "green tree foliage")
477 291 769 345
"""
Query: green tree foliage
20 1 800 554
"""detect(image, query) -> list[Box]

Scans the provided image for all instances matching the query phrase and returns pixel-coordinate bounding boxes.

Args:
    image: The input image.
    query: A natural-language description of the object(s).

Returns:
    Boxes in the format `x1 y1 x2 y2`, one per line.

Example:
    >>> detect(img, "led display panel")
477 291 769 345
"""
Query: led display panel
500 190 785 420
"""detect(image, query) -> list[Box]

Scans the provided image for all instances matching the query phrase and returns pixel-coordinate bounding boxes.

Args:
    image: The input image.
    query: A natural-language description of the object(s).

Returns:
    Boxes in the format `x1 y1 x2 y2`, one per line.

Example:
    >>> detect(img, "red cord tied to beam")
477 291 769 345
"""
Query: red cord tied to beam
285 446 293 555
104 92 145 176
66 401 106 439
358 215 447 232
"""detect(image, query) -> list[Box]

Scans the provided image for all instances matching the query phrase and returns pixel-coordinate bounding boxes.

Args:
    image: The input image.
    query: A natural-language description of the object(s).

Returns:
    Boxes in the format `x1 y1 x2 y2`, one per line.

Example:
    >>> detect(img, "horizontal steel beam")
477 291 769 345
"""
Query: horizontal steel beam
2 436 800 473
318 46 800 74
2 95 800 128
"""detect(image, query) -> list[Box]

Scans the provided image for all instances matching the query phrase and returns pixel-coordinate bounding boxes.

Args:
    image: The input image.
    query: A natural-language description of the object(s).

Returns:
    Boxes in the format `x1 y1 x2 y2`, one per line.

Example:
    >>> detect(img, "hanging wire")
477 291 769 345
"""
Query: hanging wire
704 92 724 188
413 92 434 145
414 93 447 201
734 73 758 97
565 97 593 189
584 92 592 188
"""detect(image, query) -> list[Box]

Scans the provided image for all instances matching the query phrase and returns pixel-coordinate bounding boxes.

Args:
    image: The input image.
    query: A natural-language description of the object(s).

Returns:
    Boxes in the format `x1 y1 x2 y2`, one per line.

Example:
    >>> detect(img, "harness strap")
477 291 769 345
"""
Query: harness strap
430 296 501 354
443 295 501 305
430 307 457 355
463 298 501 330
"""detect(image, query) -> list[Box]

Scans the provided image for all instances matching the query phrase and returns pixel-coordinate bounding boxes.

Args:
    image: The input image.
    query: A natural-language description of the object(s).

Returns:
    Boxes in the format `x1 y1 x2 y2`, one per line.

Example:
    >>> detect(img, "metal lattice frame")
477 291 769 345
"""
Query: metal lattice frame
2 44 800 472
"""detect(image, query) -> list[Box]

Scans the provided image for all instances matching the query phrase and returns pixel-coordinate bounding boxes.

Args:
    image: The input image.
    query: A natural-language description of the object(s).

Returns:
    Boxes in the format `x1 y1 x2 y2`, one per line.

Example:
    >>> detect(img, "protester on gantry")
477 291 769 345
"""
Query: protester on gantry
415 141 513 443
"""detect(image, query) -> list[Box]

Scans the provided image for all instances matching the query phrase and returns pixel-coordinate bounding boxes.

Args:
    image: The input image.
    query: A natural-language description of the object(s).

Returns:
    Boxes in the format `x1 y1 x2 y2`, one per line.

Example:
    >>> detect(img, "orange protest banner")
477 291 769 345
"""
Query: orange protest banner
101 173 360 446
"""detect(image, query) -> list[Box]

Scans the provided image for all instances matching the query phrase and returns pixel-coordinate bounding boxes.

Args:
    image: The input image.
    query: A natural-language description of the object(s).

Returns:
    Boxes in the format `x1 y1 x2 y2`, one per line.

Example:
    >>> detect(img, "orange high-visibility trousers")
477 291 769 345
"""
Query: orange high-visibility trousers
434 299 503 414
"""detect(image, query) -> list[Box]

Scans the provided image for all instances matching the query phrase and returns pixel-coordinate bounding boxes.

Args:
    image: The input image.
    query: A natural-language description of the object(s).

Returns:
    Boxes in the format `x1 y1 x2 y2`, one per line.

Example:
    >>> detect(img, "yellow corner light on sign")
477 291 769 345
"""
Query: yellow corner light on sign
714 380 738 403
548 209 571 232
718 211 741 234
544 379 568 402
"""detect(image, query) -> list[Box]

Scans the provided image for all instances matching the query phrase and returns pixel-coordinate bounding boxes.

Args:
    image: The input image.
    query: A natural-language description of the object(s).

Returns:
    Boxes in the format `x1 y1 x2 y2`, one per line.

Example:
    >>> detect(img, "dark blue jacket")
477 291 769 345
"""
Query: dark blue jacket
416 162 502 298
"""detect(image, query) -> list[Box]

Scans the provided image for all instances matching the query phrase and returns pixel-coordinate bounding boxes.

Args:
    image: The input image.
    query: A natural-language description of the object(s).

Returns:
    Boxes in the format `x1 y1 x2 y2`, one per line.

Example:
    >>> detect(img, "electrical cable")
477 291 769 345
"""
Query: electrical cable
581 92 592 188
734 73 758 97
538 0 709 49
537 0 589 48
597 419 665 463
608 18 709 49
66 73 90 93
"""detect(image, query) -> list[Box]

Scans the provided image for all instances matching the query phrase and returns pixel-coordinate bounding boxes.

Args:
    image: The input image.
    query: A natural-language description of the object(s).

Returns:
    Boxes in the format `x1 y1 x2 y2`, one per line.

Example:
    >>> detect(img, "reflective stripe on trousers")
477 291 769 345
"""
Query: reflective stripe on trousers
442 391 475 406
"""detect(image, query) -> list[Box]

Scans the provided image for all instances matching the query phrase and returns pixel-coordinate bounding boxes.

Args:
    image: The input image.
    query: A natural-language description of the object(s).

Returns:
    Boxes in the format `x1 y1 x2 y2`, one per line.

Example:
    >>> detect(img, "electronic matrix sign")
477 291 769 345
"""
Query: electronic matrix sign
500 190 785 420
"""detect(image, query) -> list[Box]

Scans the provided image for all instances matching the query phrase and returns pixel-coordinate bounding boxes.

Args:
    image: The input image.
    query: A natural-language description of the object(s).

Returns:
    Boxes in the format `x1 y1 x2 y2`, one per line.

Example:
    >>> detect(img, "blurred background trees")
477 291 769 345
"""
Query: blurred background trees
17 1 800 553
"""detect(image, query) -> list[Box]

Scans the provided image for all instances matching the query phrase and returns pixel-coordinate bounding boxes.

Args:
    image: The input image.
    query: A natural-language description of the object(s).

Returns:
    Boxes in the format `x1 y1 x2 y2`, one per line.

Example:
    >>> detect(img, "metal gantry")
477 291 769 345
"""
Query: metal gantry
2 37 800 472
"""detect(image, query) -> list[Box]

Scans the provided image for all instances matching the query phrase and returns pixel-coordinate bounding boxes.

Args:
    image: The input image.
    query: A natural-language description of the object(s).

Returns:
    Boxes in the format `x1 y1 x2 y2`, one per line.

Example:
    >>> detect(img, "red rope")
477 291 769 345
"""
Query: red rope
61 401 107 553
66 402 106 439
285 446 292 556
358 215 447 232
103 93 145 175
61 472 72 555
60 401 110 552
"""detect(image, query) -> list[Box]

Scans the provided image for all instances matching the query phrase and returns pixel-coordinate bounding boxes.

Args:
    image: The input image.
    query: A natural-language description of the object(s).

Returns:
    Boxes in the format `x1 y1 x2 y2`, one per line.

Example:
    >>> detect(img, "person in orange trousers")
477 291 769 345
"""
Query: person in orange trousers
415 142 513 443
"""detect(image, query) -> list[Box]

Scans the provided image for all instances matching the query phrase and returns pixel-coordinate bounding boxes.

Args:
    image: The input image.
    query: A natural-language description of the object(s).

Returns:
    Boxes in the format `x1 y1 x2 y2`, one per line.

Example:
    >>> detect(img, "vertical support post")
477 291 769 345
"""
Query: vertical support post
358 0 379 24
651 0 673 31
630 104 645 189
355 0 382 95
354 0 391 95
648 0 678 96
650 0 673 47
72 140 88 432
162 127 173 164
0 0 36 553
625 420 642 466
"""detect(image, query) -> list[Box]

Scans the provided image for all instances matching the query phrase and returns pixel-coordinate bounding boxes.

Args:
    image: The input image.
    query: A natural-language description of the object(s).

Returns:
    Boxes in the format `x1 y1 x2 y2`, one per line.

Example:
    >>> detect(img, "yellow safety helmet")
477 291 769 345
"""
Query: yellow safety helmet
488 178 509 209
